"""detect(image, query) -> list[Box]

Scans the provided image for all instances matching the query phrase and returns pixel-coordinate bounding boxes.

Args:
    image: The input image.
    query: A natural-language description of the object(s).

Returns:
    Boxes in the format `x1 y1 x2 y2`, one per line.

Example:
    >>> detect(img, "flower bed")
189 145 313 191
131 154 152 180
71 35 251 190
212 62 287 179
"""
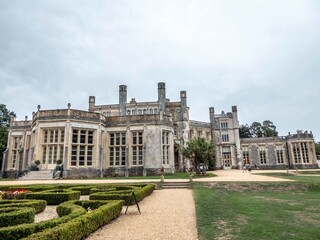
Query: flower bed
0 189 28 200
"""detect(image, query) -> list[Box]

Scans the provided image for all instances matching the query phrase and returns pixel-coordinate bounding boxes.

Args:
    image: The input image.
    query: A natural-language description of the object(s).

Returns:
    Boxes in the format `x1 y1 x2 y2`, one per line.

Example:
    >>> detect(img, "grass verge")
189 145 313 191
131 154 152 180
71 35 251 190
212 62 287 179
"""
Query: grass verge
193 182 320 240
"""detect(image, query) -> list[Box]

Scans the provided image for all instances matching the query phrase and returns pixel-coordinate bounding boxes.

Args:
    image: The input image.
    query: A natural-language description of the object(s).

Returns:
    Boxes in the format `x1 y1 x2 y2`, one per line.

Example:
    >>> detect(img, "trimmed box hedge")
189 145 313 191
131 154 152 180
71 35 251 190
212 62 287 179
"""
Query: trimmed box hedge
0 183 154 239
0 207 35 227
0 199 87 240
90 184 155 205
0 200 47 213
21 200 124 240
25 189 81 205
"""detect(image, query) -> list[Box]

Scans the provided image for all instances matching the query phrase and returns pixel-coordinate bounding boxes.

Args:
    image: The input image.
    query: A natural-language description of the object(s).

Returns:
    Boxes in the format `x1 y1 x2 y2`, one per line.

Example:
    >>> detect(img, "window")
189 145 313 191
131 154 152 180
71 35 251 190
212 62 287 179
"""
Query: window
259 146 267 164
132 132 143 165
11 137 21 168
154 108 158 114
109 132 126 166
149 108 153 114
293 143 301 163
221 121 228 129
71 129 94 166
173 125 177 136
162 131 170 164
206 132 211 141
276 145 284 164
42 129 65 165
190 130 194 138
221 130 229 142
242 146 250 165
301 142 309 163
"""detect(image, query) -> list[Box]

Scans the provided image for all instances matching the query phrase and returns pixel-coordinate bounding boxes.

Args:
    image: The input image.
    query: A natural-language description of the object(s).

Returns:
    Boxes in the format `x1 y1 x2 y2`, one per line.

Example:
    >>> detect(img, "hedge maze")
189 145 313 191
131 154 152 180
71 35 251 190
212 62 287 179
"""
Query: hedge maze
0 183 155 240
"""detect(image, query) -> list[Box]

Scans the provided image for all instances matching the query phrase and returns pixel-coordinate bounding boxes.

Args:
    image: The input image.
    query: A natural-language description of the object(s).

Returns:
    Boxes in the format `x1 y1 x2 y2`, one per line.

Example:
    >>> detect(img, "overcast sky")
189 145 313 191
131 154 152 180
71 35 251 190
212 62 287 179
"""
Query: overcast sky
1 0 319 140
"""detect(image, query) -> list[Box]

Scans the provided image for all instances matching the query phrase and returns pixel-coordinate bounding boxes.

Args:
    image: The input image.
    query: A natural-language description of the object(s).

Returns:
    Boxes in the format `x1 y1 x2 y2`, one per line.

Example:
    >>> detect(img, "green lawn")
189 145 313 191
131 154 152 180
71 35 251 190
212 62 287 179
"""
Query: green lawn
101 172 216 180
253 172 320 183
193 182 320 240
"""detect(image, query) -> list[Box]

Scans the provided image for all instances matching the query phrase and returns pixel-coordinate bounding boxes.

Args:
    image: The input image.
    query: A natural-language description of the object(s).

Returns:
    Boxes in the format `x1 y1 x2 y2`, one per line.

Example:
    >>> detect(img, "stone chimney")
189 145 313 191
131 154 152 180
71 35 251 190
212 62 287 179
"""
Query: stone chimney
158 82 166 112
88 96 95 112
119 85 127 116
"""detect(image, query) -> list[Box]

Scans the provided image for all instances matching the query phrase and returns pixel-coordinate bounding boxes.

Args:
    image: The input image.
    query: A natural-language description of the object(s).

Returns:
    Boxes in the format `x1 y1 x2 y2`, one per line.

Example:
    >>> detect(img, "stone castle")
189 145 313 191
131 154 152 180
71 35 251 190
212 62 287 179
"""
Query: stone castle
1 82 318 178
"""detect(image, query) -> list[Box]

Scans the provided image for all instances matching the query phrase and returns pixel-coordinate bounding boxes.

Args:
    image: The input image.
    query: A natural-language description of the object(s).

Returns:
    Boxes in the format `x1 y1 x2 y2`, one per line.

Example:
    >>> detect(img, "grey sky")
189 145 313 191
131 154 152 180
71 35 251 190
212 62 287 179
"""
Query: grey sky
1 0 319 140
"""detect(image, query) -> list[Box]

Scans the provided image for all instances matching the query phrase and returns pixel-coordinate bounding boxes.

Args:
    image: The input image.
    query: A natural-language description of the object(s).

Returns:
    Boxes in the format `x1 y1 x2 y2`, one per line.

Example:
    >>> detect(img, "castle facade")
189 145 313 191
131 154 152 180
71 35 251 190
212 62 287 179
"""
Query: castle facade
1 83 317 178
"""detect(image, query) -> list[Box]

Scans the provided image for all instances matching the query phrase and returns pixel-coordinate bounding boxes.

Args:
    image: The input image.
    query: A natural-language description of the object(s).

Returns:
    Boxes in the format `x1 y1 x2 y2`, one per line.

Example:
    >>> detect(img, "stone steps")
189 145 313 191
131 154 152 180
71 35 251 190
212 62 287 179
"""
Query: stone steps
162 181 190 189
19 170 53 180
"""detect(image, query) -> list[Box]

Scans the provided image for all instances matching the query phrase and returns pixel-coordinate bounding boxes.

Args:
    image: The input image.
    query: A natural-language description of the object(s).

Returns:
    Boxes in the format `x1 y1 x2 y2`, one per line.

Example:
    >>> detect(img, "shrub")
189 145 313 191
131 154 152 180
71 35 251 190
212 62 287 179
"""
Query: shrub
89 184 155 205
21 200 124 240
0 200 46 213
68 185 97 195
0 200 87 240
25 189 81 205
89 187 117 194
0 207 35 227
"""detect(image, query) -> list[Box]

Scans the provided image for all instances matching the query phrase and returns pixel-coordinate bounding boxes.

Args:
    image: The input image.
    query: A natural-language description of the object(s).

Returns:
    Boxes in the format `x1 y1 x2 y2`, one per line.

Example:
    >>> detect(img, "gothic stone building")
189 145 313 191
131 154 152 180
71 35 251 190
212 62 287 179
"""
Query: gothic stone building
210 107 317 170
1 82 318 178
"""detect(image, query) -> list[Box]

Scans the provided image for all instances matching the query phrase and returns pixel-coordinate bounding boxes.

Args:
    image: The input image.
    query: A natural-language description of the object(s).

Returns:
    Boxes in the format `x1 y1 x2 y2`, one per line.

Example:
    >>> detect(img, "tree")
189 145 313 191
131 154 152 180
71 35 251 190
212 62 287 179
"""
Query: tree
180 137 215 173
239 124 252 138
239 120 278 138
250 122 263 137
0 104 16 170
315 142 320 156
261 120 278 137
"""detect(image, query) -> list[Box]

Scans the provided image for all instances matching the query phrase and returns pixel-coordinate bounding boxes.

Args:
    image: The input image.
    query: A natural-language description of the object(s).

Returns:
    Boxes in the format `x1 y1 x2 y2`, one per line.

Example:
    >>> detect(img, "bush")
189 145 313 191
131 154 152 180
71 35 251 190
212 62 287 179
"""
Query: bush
25 189 81 205
0 200 87 240
89 187 117 194
0 200 47 213
89 184 155 205
68 185 97 195
0 207 35 227
21 200 124 240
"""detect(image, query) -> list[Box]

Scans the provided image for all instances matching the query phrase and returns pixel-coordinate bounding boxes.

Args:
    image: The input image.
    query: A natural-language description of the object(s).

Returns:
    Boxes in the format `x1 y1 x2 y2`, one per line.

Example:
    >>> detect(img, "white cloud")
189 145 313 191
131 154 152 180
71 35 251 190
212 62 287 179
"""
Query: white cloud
0 0 319 140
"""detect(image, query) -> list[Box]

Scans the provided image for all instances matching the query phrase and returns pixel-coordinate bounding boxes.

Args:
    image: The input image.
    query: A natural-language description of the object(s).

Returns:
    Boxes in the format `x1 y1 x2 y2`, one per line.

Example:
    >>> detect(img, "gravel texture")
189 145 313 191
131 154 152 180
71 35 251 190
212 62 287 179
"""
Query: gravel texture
86 189 198 240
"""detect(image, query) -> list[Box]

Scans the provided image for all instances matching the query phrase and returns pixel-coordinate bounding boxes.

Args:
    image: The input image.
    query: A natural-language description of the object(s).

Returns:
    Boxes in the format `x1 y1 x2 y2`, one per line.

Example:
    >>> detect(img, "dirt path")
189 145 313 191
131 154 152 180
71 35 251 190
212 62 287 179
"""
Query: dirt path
86 189 198 240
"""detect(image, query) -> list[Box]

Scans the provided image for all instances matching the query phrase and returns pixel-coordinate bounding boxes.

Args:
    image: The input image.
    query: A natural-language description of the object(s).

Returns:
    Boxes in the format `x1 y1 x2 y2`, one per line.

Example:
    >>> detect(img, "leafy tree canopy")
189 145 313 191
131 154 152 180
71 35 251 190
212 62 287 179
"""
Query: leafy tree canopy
180 137 215 172
315 142 320 155
0 104 16 127
0 104 16 170
239 120 278 138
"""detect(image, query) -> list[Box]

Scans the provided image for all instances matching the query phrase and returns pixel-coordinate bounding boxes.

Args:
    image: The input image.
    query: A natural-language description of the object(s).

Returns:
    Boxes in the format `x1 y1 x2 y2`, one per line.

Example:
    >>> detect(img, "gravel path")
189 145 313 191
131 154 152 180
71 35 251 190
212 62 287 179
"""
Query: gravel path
86 189 198 240
12 169 300 239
